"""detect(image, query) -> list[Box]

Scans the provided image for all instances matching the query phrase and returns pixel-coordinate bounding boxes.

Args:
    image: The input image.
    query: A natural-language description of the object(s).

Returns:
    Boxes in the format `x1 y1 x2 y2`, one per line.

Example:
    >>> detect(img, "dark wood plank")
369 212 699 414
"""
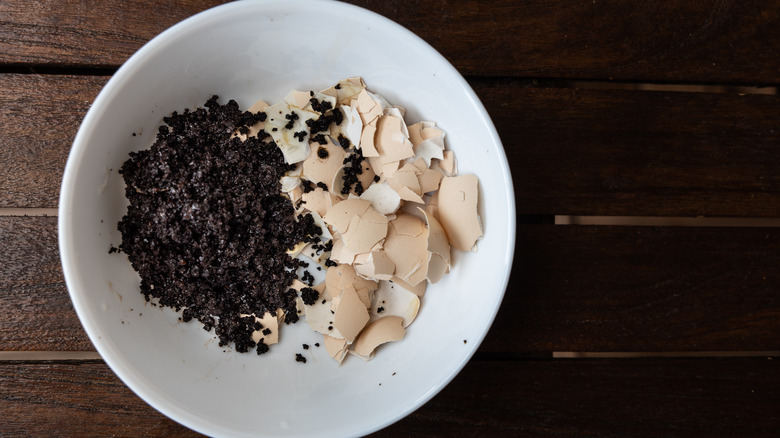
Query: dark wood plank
498 224 780 353
0 217 92 351
4 74 780 216
1 358 777 437
3 1 780 83
0 74 107 208
0 0 226 67
4 218 780 353
0 361 202 437
491 86 780 216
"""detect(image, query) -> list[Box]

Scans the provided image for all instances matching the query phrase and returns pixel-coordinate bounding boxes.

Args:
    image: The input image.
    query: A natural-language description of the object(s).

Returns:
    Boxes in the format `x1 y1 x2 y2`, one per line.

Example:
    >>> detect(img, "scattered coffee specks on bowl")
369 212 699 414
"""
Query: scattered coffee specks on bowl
115 78 483 363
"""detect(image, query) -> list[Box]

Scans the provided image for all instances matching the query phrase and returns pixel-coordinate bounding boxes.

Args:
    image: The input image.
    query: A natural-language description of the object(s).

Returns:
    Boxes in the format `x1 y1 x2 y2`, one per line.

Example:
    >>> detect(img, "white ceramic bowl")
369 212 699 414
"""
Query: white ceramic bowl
59 1 515 436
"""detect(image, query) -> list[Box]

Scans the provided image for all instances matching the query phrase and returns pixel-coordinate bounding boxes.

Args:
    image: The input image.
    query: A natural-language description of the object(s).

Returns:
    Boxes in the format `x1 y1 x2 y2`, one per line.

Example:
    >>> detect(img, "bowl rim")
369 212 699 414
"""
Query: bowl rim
59 1 516 436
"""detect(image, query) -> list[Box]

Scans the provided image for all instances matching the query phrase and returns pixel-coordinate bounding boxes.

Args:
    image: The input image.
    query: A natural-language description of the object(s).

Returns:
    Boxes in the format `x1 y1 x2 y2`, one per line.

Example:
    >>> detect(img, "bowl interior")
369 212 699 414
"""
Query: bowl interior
60 1 515 437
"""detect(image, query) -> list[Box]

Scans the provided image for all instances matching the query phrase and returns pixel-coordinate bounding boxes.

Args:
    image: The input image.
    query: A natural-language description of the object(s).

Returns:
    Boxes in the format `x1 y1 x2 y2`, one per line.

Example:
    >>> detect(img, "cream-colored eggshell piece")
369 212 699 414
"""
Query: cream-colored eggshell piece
360 181 402 215
302 140 347 187
323 334 349 364
420 207 451 283
304 298 342 338
438 175 482 251
288 185 303 205
301 187 337 217
355 89 383 125
384 214 429 286
341 207 388 253
323 198 371 233
246 311 279 345
434 150 457 176
321 77 366 106
390 276 427 297
359 122 379 157
375 114 414 164
283 90 312 109
333 285 370 342
280 176 300 193
418 168 443 194
329 236 359 265
413 140 445 168
264 100 317 164
295 297 306 317
370 280 420 327
352 316 406 358
340 104 363 148
325 264 378 307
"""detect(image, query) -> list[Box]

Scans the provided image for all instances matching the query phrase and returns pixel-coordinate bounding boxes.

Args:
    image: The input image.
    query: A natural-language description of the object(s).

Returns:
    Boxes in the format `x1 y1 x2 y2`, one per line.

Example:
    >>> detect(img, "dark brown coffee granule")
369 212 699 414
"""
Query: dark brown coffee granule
117 96 321 354
300 287 319 305
295 353 307 363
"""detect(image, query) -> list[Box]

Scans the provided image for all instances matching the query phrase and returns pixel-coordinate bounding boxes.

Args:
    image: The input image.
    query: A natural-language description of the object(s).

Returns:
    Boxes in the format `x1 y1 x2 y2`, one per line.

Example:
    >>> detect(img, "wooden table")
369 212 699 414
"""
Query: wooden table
2 0 779 436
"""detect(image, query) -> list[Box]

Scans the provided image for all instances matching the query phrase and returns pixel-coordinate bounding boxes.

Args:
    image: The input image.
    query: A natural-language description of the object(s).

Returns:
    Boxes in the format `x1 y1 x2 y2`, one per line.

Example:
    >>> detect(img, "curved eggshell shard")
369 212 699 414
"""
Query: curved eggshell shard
360 181 401 215
370 280 420 327
323 334 349 364
304 299 343 338
352 316 406 359
375 114 414 164
323 199 371 234
241 311 279 346
333 285 370 342
301 187 339 218
341 207 388 253
321 77 366 106
264 100 317 164
302 140 347 187
325 264 378 306
340 104 363 148
383 214 429 286
280 176 300 193
437 174 482 251
419 208 451 283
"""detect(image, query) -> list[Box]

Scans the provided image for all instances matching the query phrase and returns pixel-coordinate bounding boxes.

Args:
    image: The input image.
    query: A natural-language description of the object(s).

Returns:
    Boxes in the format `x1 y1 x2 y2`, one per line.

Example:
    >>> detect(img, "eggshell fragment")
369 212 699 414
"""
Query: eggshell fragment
375 114 414 164
434 150 457 176
438 175 482 251
329 235 360 265
325 264 378 306
420 208 451 283
418 168 443 194
242 311 280 345
301 187 339 217
352 316 406 359
333 285 370 342
390 276 427 297
264 100 318 164
341 206 388 253
321 77 366 105
354 250 395 281
383 214 429 286
304 298 343 338
323 198 371 233
323 334 349 364
359 181 402 215
370 280 420 327
302 140 347 188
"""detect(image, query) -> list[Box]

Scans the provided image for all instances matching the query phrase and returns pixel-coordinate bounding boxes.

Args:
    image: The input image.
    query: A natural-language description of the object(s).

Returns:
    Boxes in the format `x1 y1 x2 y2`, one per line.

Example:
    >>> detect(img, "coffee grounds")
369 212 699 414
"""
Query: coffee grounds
118 96 321 354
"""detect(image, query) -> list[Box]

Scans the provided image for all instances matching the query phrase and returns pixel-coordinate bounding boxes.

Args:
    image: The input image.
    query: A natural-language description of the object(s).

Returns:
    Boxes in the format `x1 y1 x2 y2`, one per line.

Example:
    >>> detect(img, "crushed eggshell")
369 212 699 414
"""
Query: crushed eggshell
383 214 429 287
323 334 349 364
244 78 483 363
420 207 451 283
333 285 370 342
370 280 420 327
437 174 482 252
352 316 406 359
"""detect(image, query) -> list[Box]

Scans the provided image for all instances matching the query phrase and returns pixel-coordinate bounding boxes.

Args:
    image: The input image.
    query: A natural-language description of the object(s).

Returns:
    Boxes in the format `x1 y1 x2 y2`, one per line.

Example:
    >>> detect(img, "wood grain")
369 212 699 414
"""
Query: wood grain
1 358 777 437
3 1 780 83
0 217 92 351
491 86 780 217
4 218 780 353
3 74 780 216
0 74 107 208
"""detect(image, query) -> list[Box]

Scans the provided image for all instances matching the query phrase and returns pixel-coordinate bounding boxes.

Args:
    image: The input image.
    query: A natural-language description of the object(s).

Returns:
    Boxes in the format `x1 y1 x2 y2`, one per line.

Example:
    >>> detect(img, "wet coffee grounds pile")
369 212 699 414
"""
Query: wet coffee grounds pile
118 96 321 354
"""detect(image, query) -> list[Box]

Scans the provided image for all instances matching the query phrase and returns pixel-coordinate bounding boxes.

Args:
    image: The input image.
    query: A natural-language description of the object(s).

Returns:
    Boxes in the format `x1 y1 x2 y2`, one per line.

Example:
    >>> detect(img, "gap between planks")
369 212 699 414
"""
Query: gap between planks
556 216 780 227
1 351 777 362
0 208 58 217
